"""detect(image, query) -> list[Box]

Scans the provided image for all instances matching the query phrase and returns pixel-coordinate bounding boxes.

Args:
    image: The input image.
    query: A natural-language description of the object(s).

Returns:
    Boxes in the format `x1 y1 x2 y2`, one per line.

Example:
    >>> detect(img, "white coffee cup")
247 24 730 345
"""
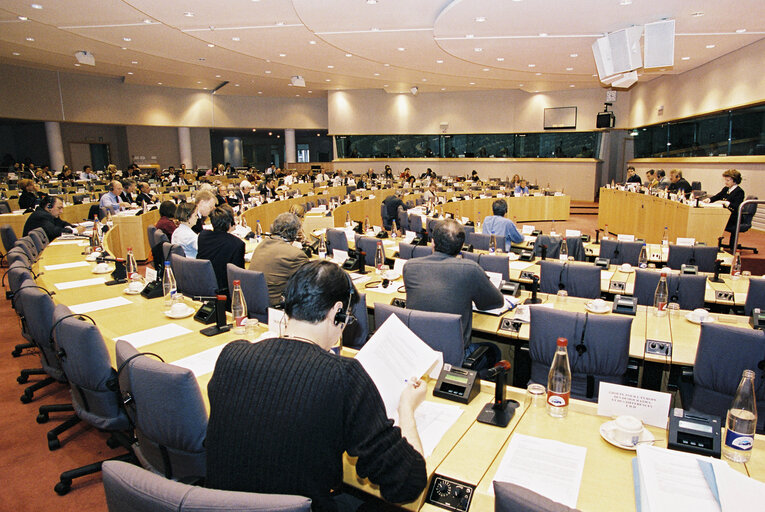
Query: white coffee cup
169 302 188 316
590 298 607 310
612 415 643 446
620 263 633 272
692 308 709 322
94 262 110 273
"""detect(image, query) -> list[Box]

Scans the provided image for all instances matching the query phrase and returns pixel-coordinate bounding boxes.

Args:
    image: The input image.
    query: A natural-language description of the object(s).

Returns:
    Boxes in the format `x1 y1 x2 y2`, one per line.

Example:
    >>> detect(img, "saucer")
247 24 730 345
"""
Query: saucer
123 287 143 295
85 253 100 261
508 252 520 261
92 267 113 274
599 420 655 450
685 312 715 325
164 306 195 319
618 266 635 273
382 270 401 281
585 302 610 314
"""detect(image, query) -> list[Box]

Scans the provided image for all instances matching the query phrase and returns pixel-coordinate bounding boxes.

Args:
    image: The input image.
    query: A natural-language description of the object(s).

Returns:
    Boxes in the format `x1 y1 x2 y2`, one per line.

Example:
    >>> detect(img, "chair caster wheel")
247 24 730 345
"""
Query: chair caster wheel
17 375 28 384
106 437 119 449
12 349 22 357
37 413 49 424
48 438 61 451
54 480 71 495
20 392 32 404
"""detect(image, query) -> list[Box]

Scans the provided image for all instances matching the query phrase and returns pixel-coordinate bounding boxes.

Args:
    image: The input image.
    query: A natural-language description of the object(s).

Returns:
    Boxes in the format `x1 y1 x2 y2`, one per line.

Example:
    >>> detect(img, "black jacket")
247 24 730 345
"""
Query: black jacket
197 230 245 291
710 185 746 232
22 207 74 240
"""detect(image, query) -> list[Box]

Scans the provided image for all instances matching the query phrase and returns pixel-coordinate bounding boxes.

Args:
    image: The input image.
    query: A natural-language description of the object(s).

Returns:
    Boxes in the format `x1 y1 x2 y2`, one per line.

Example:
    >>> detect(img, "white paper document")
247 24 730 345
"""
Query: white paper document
493 434 586 508
712 459 765 510
403 231 416 244
69 296 133 314
49 239 89 246
268 307 286 334
601 271 615 281
55 277 106 290
617 234 636 242
332 250 348 265
414 401 464 458
485 271 503 289
355 315 443 421
522 225 535 235
509 261 534 271
44 261 91 271
393 258 407 274
171 343 228 377
116 323 193 349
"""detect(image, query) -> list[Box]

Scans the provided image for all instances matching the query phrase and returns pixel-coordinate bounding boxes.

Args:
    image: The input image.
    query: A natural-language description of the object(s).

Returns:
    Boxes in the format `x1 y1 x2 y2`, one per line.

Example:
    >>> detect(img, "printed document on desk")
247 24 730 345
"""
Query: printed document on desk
355 314 443 421
414 401 464 458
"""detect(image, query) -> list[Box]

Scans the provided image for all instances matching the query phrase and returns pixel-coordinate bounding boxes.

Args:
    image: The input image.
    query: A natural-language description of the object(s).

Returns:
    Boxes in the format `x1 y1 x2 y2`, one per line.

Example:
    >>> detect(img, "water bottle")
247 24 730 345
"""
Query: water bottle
662 226 669 247
364 215 371 233
731 251 742 278
489 234 497 254
318 234 327 259
106 210 113 228
255 220 263 241
162 261 177 307
603 224 610 241
559 238 568 261
547 337 571 418
126 247 138 281
345 211 351 227
391 220 398 239
638 244 648 269
476 212 482 232
723 370 757 463
374 241 384 272
231 280 248 335
550 220 556 236
653 269 669 316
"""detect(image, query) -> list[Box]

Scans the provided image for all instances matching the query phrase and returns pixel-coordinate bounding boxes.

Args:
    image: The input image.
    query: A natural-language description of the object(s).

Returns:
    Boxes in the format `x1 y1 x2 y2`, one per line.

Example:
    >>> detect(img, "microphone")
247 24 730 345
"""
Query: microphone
476 359 519 428
525 275 542 305
487 360 511 379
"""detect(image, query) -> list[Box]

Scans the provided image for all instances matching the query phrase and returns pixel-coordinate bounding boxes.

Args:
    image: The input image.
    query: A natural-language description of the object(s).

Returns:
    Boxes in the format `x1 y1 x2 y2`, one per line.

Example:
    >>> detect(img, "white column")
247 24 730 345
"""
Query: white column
284 128 296 164
45 121 65 172
332 135 338 160
178 127 192 168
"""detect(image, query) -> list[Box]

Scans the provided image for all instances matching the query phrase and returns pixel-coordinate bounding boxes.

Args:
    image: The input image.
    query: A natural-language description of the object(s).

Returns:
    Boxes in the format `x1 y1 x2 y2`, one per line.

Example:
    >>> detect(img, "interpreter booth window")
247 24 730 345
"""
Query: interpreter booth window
634 124 670 158
297 144 310 163
730 105 765 155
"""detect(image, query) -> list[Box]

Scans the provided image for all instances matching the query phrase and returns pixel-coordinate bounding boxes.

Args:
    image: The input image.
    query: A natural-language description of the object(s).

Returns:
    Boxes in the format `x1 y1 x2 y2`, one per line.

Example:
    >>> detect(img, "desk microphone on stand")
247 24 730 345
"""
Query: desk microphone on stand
477 361 519 427
525 275 542 305
709 259 725 283
201 294 231 337
540 244 547 261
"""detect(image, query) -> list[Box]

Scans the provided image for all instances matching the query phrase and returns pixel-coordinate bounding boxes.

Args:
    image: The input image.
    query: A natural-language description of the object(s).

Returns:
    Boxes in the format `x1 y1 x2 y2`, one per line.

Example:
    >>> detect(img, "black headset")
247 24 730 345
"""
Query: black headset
575 312 590 356
334 272 357 328
42 194 58 209
558 261 568 290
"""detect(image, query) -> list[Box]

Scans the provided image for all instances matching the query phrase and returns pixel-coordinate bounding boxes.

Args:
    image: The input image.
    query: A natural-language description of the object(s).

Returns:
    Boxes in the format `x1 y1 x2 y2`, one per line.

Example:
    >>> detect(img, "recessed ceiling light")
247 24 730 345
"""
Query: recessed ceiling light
258 91 263 94
327 65 334 68
474 47 482 52
287 83 293 86
383 63 390 66
143 19 152 24
691 11 704 17
482 68 490 71
127 71 133 75
197 81 202 84
123 37 131 42
566 67 573 71
325 79 331 82
31 3 42 9
121 47 127 50
275 21 285 26
706 44 715 48
570 53 578 58
466 34 474 39
619 0 632 5
296 94 300 97
519 83 524 87
345 53 352 57
528 63 536 67
384 84 388 87
74 63 80 67
266 59 271 62
469 82 476 85
18 16 28 21
25 37 34 41
535 72 542 75
366 0 378 4
681 56 690 60
373 72 380 76
436 59 444 64
235 84 239 86
184 12 194 17
569 84 575 87
279 53 286 57
736 28 747 33
232 36 240 41
264 70 272 74
308 90 312 93
207 43 215 47
371 27 380 32
474 17 486 22
12 52 20 56
157 82 163 85
441 87 446 91
397 47 405 51
422 78 427 81
539 33 548 37
309 40 317 45
215 74 221 78
496 57 505 62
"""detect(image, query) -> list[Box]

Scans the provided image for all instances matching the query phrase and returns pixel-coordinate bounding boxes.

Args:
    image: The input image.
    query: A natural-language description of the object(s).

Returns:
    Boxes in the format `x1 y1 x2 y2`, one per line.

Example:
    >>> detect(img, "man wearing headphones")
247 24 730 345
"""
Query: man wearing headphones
249 212 309 306
23 195 83 239
99 180 126 214
206 261 427 511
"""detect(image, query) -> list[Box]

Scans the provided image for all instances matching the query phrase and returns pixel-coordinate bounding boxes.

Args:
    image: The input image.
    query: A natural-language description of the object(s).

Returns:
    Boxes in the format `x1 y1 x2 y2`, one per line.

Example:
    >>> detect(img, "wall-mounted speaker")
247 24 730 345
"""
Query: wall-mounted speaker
592 26 643 81
644 20 675 69
596 112 615 128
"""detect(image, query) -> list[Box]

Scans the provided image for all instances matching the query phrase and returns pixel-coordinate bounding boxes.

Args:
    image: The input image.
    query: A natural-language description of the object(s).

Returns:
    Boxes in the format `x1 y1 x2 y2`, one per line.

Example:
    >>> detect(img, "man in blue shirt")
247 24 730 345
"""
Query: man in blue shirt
482 199 524 252
99 180 125 214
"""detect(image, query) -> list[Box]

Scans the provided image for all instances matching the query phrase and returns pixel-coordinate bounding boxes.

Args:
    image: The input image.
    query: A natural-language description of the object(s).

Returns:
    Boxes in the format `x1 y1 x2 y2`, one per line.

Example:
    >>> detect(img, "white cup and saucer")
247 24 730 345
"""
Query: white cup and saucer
619 263 635 273
600 415 654 450
92 262 111 274
686 308 715 324
585 298 610 314
124 280 144 295
85 251 101 262
165 301 194 319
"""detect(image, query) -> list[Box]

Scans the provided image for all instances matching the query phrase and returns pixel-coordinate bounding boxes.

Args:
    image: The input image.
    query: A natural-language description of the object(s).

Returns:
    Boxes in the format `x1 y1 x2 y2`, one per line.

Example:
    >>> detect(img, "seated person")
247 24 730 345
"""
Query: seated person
191 189 217 233
625 166 642 185
382 190 407 230
513 180 530 196
704 169 746 249
99 180 126 214
482 199 524 251
23 196 82 240
134 182 155 205
249 212 309 306
120 179 137 204
645 169 658 189
155 200 178 238
206 261 427 511
470 170 480 182
216 184 228 207
18 179 42 210
259 178 277 199
667 169 692 199
656 169 670 190
403 219 504 363
171 203 199 258
197 205 245 291
422 183 438 202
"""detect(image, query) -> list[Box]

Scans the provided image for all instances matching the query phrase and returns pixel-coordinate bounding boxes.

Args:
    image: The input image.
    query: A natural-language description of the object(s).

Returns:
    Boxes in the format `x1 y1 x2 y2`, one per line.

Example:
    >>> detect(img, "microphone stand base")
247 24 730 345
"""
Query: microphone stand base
476 400 519 428
524 297 543 305
201 324 232 337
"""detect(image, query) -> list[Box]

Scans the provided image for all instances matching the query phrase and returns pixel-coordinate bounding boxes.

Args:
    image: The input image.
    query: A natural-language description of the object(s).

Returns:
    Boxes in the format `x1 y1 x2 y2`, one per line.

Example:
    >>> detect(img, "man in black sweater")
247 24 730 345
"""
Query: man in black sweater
22 196 81 239
668 169 692 199
382 190 407 230
206 261 427 511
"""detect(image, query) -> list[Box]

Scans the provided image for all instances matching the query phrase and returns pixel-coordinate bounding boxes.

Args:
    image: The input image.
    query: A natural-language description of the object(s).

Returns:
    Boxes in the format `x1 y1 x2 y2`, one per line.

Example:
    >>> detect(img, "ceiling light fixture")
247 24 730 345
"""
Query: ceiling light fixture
157 82 163 85
569 84 575 87
681 56 690 60
397 47 405 51
74 63 80 67
215 74 221 78
325 78 331 82
131 60 138 64
121 47 127 50
18 16 28 21
706 44 715 48
736 28 747 33
12 52 20 56
265 70 271 73
619 0 632 5
539 32 548 37
235 84 240 86
570 53 578 57
366 0 378 4
123 37 131 41
232 36 240 41
535 72 542 75
327 65 334 68
184 12 194 17
309 40 317 45
31 3 42 9
127 71 133 74
345 53 352 57
496 57 504 62
469 82 476 85
384 63 390 66
25 37 34 41
143 19 152 24
474 47 482 52
482 68 489 71
519 83 524 87
422 78 427 81
308 90 312 93
474 17 486 22
691 12 704 17
207 43 215 47
436 59 444 63
258 91 262 94
466 34 474 38
528 63 536 67
199 57 206 61
371 27 380 32
410 86 418 95
566 67 573 71
279 53 286 57
275 21 285 26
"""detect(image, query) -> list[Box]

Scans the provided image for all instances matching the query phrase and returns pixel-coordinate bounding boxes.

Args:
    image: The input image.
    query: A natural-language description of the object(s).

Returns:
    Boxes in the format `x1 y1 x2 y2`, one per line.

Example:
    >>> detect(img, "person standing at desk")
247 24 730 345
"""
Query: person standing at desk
667 170 692 199
382 190 408 230
704 169 746 248
206 261 427 511
482 199 524 252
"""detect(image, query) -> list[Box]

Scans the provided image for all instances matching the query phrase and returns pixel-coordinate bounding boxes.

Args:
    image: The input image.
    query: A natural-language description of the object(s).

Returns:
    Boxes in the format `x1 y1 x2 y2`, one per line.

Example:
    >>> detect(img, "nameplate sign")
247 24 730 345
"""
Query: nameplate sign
522 225 535 235
145 267 157 282
565 229 581 238
617 234 635 242
597 382 671 428
676 237 695 246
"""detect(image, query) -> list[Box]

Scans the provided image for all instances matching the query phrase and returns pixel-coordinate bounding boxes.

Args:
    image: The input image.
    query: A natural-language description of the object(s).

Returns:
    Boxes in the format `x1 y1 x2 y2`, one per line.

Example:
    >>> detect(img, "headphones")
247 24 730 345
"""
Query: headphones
43 194 58 210
334 272 357 328
558 261 568 290
575 312 589 356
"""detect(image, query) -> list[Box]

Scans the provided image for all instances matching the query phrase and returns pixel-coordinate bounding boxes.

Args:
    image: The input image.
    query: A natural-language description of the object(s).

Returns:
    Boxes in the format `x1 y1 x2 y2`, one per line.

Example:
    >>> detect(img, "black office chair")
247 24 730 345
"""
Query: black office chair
633 269 706 310
598 240 644 266
533 235 585 261
666 244 717 273
734 195 758 254
341 293 370 349
745 277 765 316
680 323 765 433
529 308 633 401
539 260 601 299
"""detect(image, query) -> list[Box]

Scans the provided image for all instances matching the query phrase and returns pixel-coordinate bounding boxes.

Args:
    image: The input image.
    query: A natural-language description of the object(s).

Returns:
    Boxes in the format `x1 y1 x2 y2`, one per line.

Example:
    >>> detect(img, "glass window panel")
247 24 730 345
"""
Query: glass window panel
668 121 697 157
696 114 729 156
730 105 765 156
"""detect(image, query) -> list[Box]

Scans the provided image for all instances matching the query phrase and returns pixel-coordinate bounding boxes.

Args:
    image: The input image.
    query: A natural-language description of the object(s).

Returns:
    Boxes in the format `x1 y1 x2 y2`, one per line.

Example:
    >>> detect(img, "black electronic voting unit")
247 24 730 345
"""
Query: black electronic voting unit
668 409 721 459
433 365 480 404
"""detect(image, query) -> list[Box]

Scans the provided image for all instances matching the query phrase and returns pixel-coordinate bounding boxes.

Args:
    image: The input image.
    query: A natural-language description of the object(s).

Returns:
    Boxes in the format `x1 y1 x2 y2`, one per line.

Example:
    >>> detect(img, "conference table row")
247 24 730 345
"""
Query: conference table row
30 240 764 511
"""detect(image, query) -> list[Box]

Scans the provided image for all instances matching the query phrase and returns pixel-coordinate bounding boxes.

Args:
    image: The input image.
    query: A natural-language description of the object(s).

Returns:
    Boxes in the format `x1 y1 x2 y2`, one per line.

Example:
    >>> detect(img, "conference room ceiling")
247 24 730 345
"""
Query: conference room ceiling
0 0 762 98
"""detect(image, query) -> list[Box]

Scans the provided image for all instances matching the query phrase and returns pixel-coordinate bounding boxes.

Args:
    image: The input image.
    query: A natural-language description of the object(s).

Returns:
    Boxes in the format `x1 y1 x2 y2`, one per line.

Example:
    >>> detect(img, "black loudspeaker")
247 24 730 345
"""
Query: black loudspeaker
597 112 615 128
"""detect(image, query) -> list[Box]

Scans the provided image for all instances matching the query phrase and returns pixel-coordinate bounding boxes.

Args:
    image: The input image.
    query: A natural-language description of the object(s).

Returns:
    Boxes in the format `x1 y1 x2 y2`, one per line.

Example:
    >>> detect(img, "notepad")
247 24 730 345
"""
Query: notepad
414 401 464 458
55 277 106 290
69 296 132 314
509 261 534 271
115 323 193 349
171 343 228 377
44 261 91 271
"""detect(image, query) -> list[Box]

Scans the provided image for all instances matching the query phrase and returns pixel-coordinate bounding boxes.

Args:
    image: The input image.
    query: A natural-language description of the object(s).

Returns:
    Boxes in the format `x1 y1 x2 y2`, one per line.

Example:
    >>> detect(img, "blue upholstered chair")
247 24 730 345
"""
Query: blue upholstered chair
745 278 765 316
342 293 370 349
397 207 409 232
408 213 423 234
27 227 49 252
356 236 385 268
478 254 510 280
598 240 644 266
226 264 269 323
14 236 39 261
494 480 581 512
666 244 717 272
533 235 585 261
170 253 217 298
1 224 17 254
633 269 706 310
539 260 601 299
529 308 633 401
460 250 480 263
398 242 415 260
326 228 349 256
412 245 433 258
466 232 492 251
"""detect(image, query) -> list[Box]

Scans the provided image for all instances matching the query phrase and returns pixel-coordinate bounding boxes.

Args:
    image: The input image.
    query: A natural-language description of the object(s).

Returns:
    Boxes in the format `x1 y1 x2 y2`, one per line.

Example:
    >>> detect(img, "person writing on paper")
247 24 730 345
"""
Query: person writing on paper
171 203 199 258
404 219 504 366
482 199 524 252
249 212 309 306
99 180 126 214
704 169 746 249
206 261 427 511
23 196 83 239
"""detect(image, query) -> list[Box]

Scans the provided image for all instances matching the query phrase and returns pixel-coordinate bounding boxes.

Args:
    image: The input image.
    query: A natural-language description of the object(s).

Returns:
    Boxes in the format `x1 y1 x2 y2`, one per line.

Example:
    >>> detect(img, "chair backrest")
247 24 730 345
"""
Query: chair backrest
397 207 409 231
539 260 601 299
6 247 31 267
494 480 581 512
14 237 38 261
87 203 106 220
374 303 463 366
666 245 717 272
380 202 389 225
633 269 706 310
412 245 433 259
1 224 18 252
687 324 765 432
171 254 218 297
460 250 480 263
745 277 765 316
0 200 10 214
598 240 644 266
398 242 415 260
463 225 475 235
52 306 129 431
15 281 64 381
146 225 158 248
356 236 384 268
478 254 510 280
28 227 49 251
529 308 632 401
534 235 585 261
102 460 312 512
116 340 208 481
408 214 423 234
342 293 369 349
739 195 758 231
7 261 34 297
226 264 269 323
325 228 349 256
466 232 491 251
